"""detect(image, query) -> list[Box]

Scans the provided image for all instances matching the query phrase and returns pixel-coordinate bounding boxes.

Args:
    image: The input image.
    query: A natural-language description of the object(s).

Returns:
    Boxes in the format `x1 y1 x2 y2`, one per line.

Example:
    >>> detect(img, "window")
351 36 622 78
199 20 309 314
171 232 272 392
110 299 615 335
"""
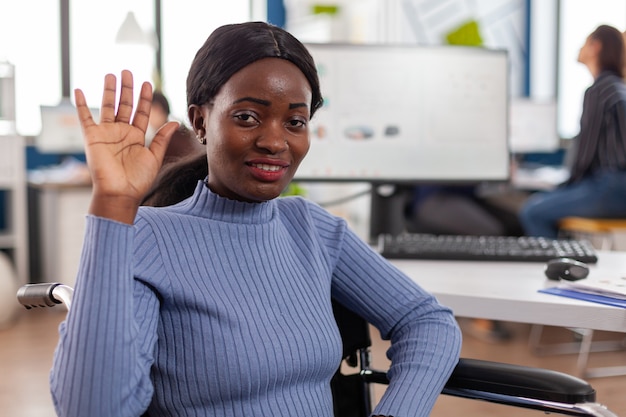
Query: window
557 0 626 139
160 0 252 125
0 0 61 136
70 0 156 115
1 0 255 137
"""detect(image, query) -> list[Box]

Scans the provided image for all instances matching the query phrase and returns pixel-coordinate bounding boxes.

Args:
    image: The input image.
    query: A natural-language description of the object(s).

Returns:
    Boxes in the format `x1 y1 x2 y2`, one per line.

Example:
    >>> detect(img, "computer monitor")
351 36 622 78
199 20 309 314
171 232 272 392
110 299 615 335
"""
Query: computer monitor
295 43 510 240
295 42 510 184
36 100 99 154
509 97 559 154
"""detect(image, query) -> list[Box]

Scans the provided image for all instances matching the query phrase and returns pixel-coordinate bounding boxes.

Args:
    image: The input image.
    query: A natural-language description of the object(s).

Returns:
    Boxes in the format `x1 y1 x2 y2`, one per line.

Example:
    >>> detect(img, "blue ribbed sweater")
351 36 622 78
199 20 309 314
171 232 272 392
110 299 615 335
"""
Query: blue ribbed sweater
50 181 461 417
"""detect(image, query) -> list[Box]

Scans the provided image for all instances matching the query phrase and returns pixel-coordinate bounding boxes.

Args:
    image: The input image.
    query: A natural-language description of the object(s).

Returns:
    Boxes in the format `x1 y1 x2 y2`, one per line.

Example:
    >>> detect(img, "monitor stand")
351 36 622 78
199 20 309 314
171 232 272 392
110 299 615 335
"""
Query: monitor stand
368 184 413 243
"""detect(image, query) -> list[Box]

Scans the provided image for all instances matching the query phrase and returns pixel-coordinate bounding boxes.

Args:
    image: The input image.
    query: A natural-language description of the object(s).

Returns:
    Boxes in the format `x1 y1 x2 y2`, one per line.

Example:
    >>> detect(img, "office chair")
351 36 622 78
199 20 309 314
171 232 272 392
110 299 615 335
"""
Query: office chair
559 217 626 251
17 283 619 417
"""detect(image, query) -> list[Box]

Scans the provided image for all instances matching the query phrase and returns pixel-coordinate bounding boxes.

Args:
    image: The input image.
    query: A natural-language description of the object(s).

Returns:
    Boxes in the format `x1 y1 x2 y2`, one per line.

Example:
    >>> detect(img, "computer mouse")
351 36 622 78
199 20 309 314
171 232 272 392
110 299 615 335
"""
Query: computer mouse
544 258 590 281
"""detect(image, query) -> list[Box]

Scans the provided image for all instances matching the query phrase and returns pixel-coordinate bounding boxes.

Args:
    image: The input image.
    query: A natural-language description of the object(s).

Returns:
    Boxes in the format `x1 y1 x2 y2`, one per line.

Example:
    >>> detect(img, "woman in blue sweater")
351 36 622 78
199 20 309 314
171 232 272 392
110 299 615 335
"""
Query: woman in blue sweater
520 25 626 238
51 21 461 417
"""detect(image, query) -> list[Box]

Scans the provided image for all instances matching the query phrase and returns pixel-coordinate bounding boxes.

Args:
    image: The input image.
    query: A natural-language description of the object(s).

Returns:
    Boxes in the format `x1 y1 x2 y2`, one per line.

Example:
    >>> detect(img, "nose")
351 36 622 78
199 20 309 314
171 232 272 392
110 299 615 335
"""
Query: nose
255 122 288 154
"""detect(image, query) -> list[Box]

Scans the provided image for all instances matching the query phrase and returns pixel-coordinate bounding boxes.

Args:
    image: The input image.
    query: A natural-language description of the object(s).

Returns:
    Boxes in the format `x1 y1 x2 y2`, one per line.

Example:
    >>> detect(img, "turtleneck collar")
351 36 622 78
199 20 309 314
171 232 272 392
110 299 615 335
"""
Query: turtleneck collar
167 180 277 225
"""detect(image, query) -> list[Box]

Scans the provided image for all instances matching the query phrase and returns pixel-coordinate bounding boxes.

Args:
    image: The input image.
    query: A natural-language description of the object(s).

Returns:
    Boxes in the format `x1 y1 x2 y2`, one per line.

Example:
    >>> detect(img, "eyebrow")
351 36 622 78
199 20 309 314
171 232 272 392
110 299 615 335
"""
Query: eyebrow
233 97 308 110
289 102 308 110
234 97 270 106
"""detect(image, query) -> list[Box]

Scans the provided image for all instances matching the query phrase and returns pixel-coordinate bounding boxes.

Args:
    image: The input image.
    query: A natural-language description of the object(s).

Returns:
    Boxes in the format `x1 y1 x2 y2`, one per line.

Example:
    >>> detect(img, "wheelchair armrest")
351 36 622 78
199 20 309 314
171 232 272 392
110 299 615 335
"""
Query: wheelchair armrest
444 358 596 404
17 283 74 310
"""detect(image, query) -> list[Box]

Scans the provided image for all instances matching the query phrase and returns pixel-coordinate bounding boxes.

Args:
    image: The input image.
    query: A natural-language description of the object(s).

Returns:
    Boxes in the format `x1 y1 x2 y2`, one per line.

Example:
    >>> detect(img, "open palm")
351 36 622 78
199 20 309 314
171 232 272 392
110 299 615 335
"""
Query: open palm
74 70 179 223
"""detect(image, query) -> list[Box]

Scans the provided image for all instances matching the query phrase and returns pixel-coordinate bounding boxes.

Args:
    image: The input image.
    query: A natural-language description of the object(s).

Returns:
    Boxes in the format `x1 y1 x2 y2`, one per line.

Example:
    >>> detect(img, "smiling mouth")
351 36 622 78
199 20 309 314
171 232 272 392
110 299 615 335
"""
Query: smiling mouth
250 163 284 172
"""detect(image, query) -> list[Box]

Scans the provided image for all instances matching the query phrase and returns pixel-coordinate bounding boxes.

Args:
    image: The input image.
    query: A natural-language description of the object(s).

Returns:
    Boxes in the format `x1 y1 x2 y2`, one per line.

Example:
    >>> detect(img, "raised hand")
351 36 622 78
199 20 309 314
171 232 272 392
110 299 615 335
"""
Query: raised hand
74 70 179 224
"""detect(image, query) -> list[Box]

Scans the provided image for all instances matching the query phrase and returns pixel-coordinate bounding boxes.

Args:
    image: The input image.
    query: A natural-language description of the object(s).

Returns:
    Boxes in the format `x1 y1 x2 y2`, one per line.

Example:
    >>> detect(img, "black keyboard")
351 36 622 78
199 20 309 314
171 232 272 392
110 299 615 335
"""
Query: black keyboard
378 233 599 263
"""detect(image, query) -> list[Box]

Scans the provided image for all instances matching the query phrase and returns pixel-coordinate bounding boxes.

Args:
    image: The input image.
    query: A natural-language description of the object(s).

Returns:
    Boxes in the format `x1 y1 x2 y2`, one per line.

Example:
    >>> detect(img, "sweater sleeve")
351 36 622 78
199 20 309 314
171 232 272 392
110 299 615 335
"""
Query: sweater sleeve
50 215 160 417
329 228 462 417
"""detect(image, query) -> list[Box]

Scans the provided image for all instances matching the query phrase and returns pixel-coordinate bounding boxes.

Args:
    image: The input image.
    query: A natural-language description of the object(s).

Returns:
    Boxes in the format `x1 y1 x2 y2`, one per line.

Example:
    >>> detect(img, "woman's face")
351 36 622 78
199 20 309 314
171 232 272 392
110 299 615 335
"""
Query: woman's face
577 35 599 66
193 58 312 203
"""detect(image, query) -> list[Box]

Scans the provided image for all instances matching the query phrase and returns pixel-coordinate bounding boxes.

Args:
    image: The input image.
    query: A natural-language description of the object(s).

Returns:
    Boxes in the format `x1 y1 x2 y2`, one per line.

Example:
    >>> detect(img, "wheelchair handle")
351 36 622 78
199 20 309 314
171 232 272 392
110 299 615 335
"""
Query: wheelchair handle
17 283 74 310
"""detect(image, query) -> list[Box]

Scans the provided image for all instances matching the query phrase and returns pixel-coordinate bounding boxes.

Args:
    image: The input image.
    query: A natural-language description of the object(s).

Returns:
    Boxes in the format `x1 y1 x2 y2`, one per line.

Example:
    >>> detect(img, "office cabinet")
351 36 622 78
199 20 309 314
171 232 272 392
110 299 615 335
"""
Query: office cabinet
0 135 28 286
29 182 91 287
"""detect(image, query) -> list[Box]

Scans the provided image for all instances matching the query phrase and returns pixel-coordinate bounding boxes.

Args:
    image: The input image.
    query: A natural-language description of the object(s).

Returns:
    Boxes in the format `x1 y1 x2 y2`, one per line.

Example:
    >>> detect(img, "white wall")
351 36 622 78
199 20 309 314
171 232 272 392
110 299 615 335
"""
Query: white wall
0 0 256 137
286 0 528 96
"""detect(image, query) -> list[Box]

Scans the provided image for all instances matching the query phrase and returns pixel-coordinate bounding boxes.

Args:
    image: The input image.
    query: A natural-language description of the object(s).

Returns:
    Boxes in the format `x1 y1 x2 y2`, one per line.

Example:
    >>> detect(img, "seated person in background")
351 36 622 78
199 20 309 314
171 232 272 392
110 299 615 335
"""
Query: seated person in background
148 90 204 164
623 29 626 78
520 25 626 239
50 21 462 417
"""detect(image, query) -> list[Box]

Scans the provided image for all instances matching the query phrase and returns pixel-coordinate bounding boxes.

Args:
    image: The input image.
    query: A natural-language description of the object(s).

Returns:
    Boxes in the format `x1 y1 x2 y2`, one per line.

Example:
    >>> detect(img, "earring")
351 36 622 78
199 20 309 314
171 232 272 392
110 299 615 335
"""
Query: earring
196 134 206 145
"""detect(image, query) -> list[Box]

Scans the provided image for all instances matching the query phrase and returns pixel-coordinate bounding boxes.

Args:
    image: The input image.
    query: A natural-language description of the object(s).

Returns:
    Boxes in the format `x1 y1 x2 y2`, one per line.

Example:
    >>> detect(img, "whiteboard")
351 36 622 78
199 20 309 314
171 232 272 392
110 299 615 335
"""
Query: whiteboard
295 43 510 183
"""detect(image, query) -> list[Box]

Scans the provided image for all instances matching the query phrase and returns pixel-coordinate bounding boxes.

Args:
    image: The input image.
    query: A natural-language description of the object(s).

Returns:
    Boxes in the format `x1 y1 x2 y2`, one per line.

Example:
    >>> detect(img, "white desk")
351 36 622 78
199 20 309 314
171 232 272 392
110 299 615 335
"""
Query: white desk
390 251 626 333
512 165 569 191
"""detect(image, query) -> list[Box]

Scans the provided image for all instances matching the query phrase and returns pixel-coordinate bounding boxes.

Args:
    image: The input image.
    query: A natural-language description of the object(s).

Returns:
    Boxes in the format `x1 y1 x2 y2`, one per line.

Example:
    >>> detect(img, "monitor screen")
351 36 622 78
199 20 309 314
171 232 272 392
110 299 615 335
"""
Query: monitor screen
295 43 510 184
36 100 99 154
509 97 559 154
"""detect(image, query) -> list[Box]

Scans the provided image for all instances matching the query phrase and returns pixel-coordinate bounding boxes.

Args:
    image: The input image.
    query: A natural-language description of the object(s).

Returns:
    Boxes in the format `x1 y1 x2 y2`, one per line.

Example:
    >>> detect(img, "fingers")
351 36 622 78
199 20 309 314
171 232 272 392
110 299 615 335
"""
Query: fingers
74 88 97 131
100 74 118 123
99 70 153 129
115 70 135 123
149 121 180 163
91 70 155 138
131 81 153 133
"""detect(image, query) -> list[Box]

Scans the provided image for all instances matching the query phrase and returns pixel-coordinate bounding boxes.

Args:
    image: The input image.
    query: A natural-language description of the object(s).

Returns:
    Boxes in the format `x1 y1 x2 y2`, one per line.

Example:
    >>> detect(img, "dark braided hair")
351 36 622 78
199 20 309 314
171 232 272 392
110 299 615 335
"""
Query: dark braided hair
141 153 207 207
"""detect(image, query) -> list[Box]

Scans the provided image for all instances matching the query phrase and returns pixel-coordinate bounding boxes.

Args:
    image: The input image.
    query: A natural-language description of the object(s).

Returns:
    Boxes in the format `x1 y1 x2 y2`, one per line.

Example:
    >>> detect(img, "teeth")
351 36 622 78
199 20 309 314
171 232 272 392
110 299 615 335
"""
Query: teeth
252 163 281 172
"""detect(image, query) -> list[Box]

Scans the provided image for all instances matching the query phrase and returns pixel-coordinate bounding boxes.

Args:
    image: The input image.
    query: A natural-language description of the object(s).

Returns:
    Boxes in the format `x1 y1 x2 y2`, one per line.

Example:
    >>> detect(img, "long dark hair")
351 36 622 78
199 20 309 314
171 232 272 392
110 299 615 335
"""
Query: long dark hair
142 21 323 207
590 24 625 79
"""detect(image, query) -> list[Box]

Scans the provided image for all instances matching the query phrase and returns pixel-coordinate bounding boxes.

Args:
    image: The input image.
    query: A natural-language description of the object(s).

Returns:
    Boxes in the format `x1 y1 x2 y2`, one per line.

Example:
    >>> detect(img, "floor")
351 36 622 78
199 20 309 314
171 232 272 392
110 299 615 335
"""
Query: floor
1 308 625 416
371 319 626 417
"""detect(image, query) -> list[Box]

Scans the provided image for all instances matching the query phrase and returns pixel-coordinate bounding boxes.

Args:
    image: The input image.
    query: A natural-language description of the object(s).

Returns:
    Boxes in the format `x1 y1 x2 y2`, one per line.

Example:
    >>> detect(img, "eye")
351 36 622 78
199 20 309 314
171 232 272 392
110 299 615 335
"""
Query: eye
287 117 307 129
234 112 259 125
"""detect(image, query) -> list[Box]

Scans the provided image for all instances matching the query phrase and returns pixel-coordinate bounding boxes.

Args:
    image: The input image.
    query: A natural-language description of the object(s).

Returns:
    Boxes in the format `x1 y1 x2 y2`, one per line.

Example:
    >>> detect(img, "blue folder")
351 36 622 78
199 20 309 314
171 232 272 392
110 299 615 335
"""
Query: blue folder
539 287 626 309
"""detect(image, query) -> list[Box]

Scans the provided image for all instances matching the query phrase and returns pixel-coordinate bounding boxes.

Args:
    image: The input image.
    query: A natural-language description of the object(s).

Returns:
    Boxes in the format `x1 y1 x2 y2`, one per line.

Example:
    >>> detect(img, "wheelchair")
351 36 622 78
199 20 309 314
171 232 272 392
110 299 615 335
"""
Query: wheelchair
17 283 619 417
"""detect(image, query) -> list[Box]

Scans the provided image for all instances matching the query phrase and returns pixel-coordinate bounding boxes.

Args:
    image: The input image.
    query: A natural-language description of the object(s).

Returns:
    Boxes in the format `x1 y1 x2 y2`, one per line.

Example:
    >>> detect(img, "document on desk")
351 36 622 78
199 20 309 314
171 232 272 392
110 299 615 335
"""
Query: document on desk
539 276 626 308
